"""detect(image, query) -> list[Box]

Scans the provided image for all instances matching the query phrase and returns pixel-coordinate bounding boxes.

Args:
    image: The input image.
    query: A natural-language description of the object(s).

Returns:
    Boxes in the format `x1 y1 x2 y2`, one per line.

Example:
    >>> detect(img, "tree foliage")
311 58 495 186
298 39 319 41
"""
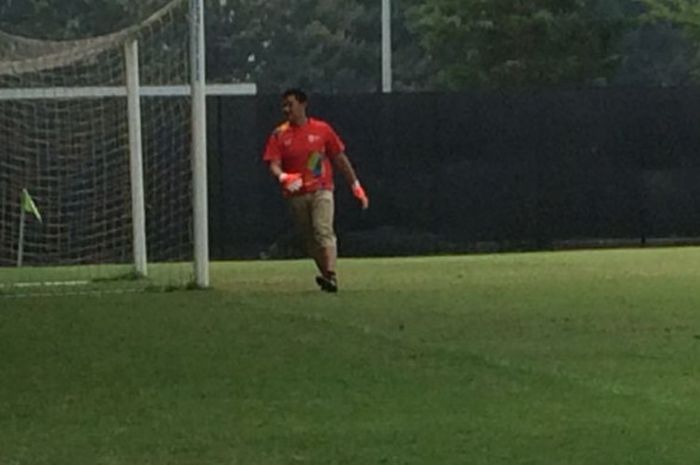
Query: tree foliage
0 0 166 38
640 0 700 39
406 0 629 89
0 0 402 93
206 0 436 92
639 0 700 81
1 0 699 91
206 0 382 92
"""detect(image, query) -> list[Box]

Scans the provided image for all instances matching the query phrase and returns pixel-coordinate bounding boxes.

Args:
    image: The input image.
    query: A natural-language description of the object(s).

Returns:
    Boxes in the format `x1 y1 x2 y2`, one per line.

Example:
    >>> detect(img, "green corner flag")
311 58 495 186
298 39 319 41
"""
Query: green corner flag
21 188 42 223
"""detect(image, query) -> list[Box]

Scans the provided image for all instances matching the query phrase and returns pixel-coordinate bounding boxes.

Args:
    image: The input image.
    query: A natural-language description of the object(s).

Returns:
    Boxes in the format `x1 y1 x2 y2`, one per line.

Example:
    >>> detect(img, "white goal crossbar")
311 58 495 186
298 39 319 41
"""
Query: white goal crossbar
0 83 257 100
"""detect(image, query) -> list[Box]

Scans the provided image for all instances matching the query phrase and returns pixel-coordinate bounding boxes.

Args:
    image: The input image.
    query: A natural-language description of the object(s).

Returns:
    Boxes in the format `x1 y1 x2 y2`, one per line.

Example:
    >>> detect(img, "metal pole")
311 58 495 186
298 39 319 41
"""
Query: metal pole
190 0 210 288
124 39 148 277
381 0 392 93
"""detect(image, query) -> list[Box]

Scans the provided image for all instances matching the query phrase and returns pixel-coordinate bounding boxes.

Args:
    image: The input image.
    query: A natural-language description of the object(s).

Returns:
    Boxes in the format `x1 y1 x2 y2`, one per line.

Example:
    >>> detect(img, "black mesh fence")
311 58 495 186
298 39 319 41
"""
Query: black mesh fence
208 88 700 259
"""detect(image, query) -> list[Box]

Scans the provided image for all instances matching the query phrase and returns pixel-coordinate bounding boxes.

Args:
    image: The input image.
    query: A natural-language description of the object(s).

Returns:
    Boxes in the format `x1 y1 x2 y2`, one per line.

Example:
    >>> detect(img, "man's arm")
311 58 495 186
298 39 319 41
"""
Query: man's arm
268 160 302 193
268 160 283 179
333 153 359 185
333 153 369 209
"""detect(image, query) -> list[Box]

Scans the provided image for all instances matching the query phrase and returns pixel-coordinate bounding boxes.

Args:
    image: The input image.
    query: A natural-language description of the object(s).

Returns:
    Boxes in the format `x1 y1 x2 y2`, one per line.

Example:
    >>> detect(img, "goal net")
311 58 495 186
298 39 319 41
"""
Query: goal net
0 0 204 295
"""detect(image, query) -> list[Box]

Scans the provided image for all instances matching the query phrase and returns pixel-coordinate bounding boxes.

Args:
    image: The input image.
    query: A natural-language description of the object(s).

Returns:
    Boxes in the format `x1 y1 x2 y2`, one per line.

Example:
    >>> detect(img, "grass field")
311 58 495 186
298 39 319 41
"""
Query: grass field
2 247 700 465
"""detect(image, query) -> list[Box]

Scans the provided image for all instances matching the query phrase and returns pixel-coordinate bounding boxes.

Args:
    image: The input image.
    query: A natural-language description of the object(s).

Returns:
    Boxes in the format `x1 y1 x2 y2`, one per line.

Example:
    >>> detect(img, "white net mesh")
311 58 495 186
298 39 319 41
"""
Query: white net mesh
0 0 194 294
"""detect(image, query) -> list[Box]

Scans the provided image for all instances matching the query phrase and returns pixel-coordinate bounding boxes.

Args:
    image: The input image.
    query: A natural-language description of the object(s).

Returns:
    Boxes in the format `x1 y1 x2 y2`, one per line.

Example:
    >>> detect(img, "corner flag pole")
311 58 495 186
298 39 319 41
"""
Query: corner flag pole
17 188 42 267
17 207 25 267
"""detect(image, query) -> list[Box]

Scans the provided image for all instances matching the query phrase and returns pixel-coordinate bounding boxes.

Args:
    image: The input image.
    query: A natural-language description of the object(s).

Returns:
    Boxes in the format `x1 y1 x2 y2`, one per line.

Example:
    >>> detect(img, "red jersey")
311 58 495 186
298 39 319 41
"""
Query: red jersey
263 117 345 195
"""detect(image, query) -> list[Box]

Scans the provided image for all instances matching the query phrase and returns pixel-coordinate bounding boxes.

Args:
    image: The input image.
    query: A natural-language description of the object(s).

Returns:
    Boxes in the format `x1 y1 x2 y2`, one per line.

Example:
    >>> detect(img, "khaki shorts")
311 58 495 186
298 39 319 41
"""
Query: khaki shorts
287 190 337 252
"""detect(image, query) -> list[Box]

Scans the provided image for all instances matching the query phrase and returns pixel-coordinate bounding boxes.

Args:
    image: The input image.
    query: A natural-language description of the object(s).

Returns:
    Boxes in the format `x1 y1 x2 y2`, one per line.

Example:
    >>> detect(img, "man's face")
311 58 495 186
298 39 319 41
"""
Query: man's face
282 95 306 124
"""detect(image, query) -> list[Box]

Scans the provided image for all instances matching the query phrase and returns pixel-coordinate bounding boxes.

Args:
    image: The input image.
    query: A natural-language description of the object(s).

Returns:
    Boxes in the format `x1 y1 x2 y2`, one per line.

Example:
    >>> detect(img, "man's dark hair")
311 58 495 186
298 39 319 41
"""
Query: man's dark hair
282 88 308 103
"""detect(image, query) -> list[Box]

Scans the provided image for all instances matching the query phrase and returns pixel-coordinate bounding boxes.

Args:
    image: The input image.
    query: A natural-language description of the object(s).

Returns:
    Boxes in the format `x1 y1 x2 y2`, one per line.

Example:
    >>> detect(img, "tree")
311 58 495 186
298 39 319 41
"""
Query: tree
0 0 167 39
641 0 700 39
639 0 700 81
206 0 382 92
0 0 396 93
406 0 630 90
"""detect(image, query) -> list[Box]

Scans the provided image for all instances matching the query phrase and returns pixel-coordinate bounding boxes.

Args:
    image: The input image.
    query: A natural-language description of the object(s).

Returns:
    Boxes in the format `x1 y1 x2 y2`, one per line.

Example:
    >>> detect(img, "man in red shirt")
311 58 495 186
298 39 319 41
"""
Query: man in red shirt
263 88 369 292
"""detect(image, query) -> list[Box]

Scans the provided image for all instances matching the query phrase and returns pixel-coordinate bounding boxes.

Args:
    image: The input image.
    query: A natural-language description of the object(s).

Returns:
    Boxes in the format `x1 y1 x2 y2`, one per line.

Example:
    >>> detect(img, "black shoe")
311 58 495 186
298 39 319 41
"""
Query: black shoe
315 275 338 293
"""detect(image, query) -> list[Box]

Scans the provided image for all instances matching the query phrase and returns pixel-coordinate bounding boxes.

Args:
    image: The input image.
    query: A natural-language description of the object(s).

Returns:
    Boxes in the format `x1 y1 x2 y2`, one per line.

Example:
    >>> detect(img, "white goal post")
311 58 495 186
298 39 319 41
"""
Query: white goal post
0 0 256 292
190 0 208 288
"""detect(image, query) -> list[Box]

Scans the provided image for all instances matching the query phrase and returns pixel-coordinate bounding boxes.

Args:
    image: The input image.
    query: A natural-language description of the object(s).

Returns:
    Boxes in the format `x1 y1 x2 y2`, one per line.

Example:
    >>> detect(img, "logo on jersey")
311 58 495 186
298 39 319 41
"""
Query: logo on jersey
308 134 321 143
307 151 324 178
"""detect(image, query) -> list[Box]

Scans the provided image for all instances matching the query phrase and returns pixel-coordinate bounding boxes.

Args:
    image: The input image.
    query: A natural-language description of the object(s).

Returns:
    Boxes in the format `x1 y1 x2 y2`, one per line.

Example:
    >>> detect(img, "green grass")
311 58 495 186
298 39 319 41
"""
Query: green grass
2 248 700 464
0 262 194 296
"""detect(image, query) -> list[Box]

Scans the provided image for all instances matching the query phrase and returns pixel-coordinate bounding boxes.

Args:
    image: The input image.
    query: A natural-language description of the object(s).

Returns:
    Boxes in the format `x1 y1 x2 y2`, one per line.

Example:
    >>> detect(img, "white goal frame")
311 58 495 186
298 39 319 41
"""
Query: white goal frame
1 0 256 289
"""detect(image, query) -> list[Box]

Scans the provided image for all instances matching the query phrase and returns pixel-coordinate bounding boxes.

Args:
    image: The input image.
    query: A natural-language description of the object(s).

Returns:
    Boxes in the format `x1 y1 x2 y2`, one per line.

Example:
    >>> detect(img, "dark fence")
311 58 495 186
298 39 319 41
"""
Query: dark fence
207 88 700 259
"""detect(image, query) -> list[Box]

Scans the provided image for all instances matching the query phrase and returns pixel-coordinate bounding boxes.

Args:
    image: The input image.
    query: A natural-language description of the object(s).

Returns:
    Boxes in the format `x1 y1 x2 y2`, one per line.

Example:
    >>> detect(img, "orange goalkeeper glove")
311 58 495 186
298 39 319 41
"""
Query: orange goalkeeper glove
278 172 303 193
352 180 369 209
